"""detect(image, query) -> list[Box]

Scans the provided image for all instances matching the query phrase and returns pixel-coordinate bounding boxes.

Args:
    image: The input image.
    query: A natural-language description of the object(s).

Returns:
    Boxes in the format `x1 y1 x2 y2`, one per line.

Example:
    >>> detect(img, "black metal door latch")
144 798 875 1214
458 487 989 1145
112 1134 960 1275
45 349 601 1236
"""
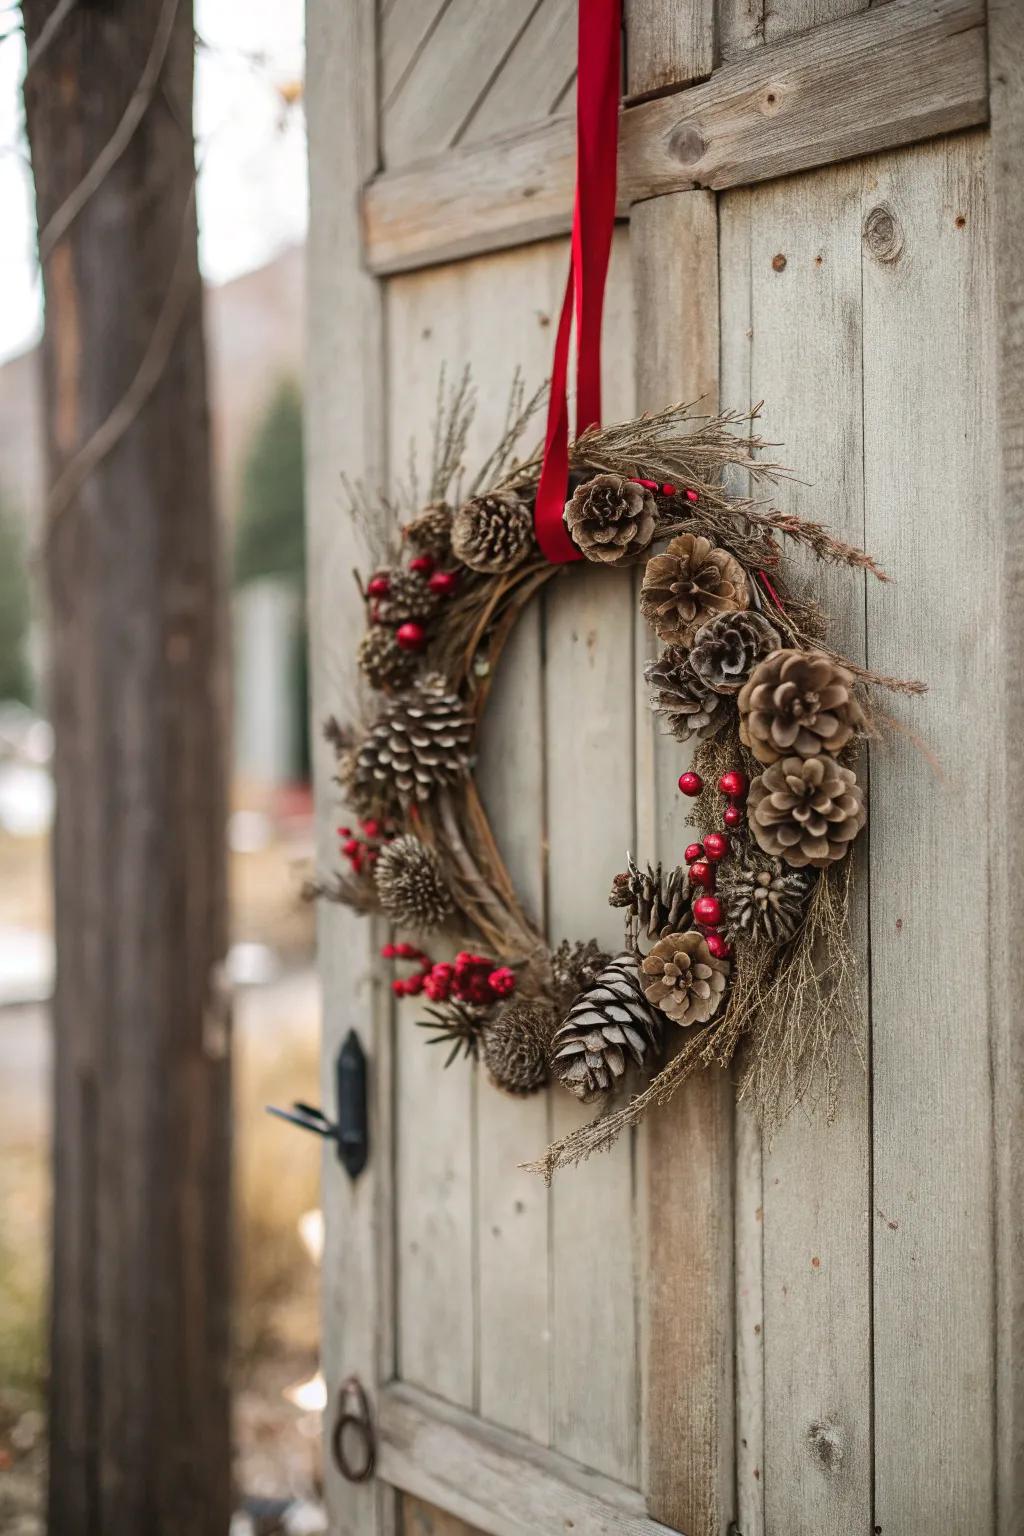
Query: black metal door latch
331 1375 376 1483
266 1028 369 1179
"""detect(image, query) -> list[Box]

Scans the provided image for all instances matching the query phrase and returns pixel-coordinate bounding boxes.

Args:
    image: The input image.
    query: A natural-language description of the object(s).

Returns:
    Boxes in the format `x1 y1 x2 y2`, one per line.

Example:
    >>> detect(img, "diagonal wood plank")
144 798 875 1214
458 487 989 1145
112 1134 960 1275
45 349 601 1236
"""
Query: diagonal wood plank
460 0 576 145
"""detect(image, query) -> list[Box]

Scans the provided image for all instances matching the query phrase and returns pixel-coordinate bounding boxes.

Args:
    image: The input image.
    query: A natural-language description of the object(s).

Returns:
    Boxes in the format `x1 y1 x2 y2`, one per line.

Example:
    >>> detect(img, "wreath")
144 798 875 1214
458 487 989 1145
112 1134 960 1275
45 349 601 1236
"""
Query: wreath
313 372 923 1176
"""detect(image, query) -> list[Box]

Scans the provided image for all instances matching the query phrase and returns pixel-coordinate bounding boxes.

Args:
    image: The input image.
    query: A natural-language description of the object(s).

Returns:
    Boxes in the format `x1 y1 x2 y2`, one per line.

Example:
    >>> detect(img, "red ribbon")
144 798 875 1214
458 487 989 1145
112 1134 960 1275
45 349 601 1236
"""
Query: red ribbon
533 0 622 563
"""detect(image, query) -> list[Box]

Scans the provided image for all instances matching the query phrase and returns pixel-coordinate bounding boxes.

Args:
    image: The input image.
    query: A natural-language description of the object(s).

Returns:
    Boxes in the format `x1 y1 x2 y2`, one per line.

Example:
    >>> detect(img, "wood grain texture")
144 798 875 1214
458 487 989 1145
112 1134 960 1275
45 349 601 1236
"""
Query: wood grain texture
401 1492 487 1536
631 191 736 1536
864 131 996 1535
718 0 871 61
624 0 714 97
363 0 988 276
461 0 576 146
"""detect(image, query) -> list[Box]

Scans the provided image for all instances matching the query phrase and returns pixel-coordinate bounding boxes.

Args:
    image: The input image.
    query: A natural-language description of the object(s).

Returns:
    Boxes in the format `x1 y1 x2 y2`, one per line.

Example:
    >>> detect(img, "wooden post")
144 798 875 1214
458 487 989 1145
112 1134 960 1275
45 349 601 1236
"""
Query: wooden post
21 5 231 1532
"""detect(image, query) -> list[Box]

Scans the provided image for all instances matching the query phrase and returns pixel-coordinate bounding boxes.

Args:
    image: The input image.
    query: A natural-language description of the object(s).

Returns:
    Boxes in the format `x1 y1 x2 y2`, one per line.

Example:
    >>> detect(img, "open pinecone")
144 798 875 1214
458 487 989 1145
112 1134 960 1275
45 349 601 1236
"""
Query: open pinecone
549 937 612 1016
373 834 453 930
739 648 865 765
719 853 812 945
640 533 749 646
404 502 453 556
350 678 474 810
358 626 420 692
372 568 440 627
642 931 730 1027
483 1003 555 1095
563 474 656 564
609 855 690 942
748 754 866 868
550 953 661 1103
646 647 727 742
451 490 534 573
690 609 781 694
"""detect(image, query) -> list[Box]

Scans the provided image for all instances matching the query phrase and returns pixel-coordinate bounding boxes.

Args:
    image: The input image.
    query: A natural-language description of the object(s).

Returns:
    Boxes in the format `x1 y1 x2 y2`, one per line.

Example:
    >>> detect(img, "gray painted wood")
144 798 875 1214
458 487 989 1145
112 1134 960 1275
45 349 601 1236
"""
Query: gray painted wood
461 0 576 145
624 0 715 96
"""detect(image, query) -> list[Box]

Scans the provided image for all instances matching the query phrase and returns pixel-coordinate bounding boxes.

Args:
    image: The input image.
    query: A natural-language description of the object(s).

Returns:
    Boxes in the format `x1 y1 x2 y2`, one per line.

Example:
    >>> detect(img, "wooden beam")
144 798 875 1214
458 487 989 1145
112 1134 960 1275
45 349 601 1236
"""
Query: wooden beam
376 1385 676 1536
362 0 987 275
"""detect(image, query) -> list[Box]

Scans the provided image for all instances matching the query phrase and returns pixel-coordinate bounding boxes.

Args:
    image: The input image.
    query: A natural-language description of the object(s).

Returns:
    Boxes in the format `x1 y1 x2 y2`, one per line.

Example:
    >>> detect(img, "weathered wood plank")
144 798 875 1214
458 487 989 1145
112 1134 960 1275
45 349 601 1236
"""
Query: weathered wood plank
461 0 576 146
363 0 987 276
631 190 736 1536
863 131 996 1534
624 0 715 97
378 1385 676 1536
718 0 871 61
400 1493 487 1536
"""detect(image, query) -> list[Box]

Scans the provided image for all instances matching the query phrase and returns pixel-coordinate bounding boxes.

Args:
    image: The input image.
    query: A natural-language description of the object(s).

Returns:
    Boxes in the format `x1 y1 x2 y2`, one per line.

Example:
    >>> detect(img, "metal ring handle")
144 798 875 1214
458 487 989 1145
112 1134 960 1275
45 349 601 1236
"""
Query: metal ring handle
331 1376 376 1483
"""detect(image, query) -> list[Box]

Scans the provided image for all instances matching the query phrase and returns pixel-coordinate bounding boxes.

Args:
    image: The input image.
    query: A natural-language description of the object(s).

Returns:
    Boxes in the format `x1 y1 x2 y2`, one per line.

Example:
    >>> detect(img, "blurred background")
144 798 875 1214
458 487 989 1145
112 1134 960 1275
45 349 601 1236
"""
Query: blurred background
0 6 326 1531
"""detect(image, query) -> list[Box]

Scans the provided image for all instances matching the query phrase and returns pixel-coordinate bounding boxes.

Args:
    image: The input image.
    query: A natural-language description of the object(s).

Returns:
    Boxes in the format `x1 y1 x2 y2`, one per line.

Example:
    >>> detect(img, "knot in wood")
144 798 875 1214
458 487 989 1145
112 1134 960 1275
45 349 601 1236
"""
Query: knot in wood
667 122 706 168
806 1419 844 1472
863 203 904 264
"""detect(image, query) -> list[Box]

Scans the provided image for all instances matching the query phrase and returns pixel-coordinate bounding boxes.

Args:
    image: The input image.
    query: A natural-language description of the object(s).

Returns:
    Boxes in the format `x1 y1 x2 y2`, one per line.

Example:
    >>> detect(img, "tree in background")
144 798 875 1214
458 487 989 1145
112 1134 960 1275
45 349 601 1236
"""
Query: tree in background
234 376 305 587
0 495 30 703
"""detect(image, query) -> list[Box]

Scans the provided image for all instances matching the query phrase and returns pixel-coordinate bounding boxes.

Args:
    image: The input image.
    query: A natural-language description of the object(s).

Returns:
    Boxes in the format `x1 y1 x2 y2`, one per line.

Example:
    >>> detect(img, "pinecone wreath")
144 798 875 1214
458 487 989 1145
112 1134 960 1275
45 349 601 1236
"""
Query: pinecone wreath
719 853 812 945
641 931 730 1026
739 648 864 764
640 533 749 646
349 678 474 812
646 647 727 741
483 1003 556 1095
690 609 780 694
748 755 866 868
451 491 534 573
550 953 661 1103
358 626 420 692
563 474 657 564
373 834 453 930
609 855 690 942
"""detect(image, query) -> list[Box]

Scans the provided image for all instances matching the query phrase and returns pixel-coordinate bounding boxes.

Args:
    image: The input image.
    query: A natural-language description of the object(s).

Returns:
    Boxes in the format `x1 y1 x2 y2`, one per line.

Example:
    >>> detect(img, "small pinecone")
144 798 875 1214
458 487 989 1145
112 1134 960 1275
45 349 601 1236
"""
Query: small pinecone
640 533 749 646
451 491 534 574
719 854 812 945
373 834 453 930
609 855 690 941
641 930 730 1027
351 678 474 809
646 647 727 742
738 648 865 765
482 1003 555 1095
748 755 866 869
690 609 781 695
417 1000 489 1067
358 626 420 691
563 474 656 565
550 953 661 1104
373 568 440 626
549 938 612 1016
404 502 453 556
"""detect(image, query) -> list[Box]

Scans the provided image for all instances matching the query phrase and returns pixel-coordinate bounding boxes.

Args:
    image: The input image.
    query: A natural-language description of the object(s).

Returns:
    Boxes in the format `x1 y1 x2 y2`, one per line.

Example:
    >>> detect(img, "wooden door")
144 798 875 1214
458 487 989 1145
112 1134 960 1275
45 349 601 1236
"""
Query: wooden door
305 2 1024 1533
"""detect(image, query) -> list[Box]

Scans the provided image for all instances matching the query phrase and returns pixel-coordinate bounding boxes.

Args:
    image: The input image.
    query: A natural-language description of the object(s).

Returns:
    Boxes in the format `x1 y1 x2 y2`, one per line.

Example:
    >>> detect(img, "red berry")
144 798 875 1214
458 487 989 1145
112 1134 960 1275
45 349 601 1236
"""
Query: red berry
723 804 743 829
395 621 427 652
391 978 408 997
428 569 459 596
409 554 435 576
705 931 732 960
703 831 730 862
367 573 390 598
678 771 703 797
394 942 417 959
361 818 381 838
689 860 713 887
488 966 517 998
684 842 704 865
718 769 749 799
337 825 352 837
693 894 723 927
405 974 425 996
685 488 699 503
342 838 360 859
380 943 397 959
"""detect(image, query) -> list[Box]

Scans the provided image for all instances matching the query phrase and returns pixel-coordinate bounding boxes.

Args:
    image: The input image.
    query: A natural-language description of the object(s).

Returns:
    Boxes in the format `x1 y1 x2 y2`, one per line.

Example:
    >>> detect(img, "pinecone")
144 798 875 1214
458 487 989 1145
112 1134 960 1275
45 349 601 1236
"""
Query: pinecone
451 491 534 574
738 648 865 765
350 678 474 810
549 938 612 1016
609 855 690 942
482 1003 555 1095
563 474 657 564
646 647 727 742
640 533 749 646
372 568 440 626
748 754 866 868
358 626 420 692
373 834 453 930
641 930 730 1027
417 1000 489 1067
550 953 661 1104
404 502 453 556
690 610 781 695
719 854 812 945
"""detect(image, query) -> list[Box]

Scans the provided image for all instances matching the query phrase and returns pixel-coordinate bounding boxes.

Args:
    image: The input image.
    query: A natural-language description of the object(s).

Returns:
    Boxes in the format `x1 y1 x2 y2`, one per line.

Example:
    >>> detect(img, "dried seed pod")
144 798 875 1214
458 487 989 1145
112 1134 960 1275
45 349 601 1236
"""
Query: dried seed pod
373 834 453 931
482 1003 556 1095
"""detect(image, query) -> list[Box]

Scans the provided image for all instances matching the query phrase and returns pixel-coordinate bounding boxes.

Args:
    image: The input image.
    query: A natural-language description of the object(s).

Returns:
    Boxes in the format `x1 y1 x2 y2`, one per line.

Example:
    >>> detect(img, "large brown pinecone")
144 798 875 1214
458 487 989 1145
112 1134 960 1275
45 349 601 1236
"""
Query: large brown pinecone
373 834 453 930
609 855 690 942
645 647 727 742
350 678 474 810
640 533 749 646
739 648 864 765
550 953 661 1103
373 568 440 627
404 502 453 556
719 854 812 945
641 930 730 1027
483 1003 555 1095
549 938 612 1017
451 491 534 573
358 625 420 692
690 609 781 695
748 754 866 868
563 474 656 565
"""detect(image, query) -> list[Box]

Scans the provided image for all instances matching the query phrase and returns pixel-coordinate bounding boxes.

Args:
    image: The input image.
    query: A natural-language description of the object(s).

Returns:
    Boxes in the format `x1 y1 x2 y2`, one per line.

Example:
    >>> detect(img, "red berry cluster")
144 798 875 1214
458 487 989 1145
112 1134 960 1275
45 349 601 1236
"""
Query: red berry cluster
380 943 517 1005
338 817 391 877
381 942 433 997
367 551 461 656
679 768 750 960
629 478 700 505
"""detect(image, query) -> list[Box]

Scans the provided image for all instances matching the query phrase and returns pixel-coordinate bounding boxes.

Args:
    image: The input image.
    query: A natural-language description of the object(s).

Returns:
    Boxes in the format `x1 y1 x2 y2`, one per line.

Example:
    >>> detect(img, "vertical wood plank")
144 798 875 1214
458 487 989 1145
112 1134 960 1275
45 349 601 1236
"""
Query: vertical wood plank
716 0 871 62
863 132 996 1535
631 191 737 1536
400 1492 487 1536
625 0 715 97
